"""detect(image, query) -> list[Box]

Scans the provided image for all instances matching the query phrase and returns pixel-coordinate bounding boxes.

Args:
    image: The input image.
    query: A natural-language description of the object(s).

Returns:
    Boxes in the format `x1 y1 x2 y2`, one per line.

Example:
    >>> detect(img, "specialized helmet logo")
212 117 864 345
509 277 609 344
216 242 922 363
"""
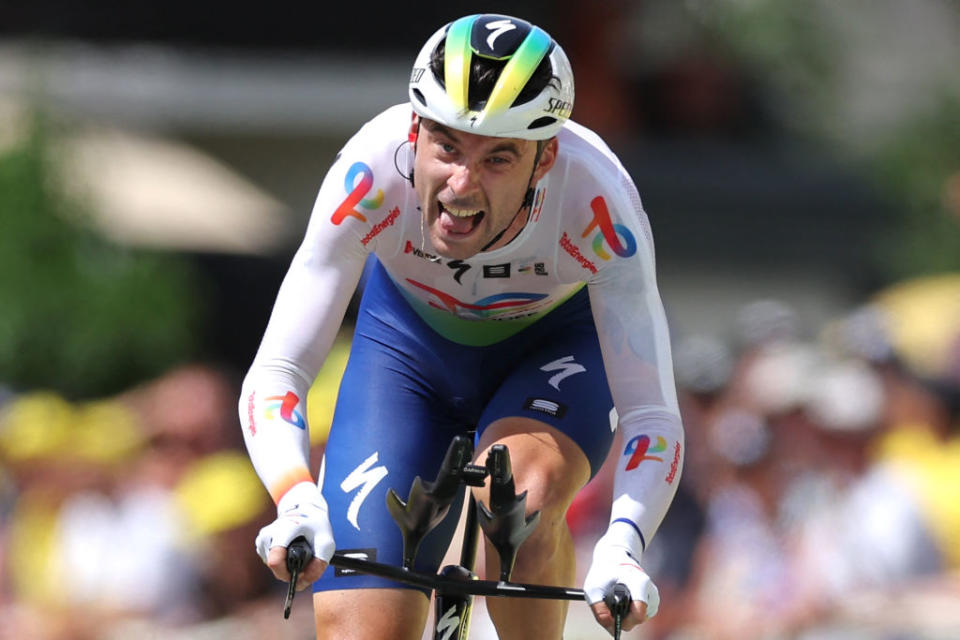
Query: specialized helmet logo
484 19 516 50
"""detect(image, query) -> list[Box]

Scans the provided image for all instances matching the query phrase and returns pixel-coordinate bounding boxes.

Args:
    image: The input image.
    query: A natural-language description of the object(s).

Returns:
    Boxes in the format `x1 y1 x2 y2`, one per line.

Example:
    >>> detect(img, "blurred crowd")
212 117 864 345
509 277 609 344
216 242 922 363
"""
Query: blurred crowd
1 278 959 640
570 276 960 639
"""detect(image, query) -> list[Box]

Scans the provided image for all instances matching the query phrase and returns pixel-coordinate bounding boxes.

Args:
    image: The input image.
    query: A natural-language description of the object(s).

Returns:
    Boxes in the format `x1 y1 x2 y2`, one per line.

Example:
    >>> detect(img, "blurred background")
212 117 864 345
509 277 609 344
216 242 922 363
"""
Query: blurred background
1 1 959 638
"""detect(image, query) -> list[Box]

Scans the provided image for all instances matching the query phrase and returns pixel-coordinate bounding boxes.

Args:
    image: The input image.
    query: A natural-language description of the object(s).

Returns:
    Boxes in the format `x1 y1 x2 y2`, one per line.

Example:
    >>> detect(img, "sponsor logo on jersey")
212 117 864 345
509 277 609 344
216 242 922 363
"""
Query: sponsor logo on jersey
334 548 378 577
483 263 511 278
403 241 472 283
360 206 400 246
666 441 682 484
446 259 471 284
517 262 548 275
264 391 306 429
623 434 667 471
406 278 548 318
332 162 384 225
404 240 442 263
560 231 598 274
524 397 567 418
539 355 586 390
530 187 546 221
581 196 637 260
341 452 389 530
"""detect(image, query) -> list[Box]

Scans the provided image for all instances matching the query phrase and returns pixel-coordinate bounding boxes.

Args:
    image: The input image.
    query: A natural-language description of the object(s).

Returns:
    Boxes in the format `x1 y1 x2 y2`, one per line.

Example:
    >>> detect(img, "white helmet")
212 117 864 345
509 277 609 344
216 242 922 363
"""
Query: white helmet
409 14 575 141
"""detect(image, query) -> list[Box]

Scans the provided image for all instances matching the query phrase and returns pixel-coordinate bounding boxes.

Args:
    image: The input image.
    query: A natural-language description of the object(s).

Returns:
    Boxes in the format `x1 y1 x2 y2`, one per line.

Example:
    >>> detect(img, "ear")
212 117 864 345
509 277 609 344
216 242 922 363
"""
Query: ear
409 112 420 145
532 137 559 182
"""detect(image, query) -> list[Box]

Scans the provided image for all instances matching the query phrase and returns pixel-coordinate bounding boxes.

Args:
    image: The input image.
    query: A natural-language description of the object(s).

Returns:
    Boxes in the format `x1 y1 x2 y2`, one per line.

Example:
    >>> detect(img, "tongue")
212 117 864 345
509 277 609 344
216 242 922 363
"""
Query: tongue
440 210 479 234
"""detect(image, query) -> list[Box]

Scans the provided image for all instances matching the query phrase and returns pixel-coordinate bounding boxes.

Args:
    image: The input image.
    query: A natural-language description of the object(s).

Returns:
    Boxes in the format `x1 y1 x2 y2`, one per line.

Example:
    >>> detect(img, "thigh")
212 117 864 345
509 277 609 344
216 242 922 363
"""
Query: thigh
478 322 616 479
313 328 467 595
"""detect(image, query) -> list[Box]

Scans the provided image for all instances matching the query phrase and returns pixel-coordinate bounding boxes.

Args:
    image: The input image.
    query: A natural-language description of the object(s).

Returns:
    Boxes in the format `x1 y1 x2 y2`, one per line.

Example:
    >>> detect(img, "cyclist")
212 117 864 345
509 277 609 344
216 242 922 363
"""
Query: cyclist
241 13 684 639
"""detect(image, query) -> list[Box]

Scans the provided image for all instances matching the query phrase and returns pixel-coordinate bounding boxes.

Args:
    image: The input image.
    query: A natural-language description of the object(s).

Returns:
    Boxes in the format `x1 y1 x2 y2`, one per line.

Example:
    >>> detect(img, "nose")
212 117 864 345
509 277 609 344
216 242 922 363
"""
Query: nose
447 162 479 196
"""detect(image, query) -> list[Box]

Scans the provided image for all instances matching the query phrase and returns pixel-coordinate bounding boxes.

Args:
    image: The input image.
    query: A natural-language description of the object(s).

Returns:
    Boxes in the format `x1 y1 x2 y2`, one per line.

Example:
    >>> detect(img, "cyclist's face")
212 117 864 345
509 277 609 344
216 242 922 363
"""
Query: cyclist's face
412 117 556 260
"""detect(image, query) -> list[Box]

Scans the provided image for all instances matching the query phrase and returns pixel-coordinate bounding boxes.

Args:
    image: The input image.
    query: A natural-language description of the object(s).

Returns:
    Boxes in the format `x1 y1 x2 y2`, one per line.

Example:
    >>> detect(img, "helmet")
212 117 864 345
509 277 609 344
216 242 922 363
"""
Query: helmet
409 14 575 140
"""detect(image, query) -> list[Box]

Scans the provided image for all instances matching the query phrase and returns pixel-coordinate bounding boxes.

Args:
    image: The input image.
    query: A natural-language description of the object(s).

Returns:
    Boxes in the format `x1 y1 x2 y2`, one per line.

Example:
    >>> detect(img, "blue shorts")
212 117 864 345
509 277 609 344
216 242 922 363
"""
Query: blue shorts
314 259 614 594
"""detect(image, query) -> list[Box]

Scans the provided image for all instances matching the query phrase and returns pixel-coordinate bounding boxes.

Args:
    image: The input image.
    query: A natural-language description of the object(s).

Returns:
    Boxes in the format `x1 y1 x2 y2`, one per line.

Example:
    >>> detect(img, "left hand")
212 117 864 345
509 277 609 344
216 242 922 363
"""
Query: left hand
583 527 660 636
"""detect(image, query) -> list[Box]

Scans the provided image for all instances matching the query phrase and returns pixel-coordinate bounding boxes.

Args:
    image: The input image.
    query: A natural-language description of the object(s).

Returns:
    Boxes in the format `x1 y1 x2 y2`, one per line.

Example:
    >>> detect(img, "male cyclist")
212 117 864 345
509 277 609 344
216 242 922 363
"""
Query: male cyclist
240 13 684 639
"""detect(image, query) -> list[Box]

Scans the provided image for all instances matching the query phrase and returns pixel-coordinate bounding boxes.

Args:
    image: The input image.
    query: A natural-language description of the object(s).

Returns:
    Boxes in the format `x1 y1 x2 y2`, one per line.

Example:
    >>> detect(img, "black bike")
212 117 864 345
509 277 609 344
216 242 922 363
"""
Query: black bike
284 435 632 639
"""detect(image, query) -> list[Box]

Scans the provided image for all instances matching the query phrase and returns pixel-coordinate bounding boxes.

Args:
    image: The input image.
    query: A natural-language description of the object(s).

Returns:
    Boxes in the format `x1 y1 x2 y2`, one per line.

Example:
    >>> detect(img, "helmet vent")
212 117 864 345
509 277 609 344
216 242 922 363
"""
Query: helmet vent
527 116 557 130
411 88 428 107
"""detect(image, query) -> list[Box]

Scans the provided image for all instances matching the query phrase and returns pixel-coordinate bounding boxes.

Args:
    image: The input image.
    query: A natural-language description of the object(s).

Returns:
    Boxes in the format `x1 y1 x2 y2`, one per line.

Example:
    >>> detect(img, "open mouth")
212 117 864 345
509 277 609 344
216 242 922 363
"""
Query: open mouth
438 202 485 236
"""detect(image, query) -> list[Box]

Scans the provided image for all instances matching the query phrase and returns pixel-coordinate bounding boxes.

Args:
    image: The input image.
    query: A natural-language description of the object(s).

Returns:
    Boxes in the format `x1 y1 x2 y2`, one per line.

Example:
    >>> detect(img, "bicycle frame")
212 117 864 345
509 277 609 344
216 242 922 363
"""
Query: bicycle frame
286 434 629 638
328 434 586 639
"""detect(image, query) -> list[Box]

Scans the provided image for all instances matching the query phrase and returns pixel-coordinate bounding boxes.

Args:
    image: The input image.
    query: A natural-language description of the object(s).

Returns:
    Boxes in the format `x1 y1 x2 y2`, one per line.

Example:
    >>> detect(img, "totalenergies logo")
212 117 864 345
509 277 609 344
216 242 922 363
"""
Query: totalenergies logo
581 196 637 260
264 391 306 430
623 434 667 471
332 162 385 225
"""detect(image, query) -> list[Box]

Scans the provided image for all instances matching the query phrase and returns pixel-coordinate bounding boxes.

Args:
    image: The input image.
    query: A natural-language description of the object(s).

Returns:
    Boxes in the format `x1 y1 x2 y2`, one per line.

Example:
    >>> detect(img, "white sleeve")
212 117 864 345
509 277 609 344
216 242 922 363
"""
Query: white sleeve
587 184 684 551
239 154 369 504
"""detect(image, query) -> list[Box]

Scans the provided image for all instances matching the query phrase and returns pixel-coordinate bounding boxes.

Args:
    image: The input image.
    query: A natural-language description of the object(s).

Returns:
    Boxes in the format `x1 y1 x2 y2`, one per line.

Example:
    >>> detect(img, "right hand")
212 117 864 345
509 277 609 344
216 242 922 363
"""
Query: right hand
255 481 335 591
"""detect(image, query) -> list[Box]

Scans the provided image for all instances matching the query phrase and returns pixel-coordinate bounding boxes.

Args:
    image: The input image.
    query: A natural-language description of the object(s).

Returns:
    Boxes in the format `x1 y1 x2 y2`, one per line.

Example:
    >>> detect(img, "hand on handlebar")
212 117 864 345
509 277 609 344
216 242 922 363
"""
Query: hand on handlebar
255 481 334 591
583 526 660 636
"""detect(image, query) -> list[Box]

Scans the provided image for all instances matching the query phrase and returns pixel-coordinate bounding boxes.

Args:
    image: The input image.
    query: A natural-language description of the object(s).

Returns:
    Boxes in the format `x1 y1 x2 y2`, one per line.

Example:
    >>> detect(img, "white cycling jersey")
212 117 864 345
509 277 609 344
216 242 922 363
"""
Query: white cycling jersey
241 103 684 548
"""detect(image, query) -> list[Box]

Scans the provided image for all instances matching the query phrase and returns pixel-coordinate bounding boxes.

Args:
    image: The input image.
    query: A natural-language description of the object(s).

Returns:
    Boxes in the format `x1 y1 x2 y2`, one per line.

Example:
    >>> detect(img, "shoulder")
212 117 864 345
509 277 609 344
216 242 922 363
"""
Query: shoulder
549 121 656 277
556 120 631 186
339 103 412 158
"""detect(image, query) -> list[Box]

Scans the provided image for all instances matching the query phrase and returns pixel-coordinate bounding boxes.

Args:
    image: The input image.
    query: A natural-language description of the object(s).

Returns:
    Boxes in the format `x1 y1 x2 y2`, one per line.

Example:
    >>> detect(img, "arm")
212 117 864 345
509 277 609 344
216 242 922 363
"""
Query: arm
582 187 684 630
239 153 370 583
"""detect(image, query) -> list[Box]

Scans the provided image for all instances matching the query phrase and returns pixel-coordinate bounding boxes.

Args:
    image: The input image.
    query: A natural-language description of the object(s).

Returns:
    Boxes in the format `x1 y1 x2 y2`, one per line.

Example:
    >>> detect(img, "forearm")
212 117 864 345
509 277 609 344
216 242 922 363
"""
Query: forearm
240 362 316 504
608 408 684 551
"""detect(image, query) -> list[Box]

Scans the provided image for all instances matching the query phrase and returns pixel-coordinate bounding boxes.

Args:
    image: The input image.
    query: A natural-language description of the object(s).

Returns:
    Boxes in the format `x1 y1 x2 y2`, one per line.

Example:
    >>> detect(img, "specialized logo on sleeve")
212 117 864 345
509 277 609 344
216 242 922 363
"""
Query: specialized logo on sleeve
264 392 306 429
331 162 384 225
623 434 667 471
539 355 586 390
340 452 388 530
582 196 637 260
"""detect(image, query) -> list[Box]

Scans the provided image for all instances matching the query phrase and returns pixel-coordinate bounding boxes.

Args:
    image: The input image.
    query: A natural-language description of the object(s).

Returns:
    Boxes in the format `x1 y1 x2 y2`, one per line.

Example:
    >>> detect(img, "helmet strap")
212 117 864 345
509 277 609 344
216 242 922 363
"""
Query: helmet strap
480 140 545 252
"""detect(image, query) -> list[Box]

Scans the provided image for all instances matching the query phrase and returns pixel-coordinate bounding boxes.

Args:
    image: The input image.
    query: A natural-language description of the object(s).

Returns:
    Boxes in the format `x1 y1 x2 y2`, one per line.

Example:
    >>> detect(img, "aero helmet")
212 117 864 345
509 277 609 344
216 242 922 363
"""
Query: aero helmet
409 14 575 140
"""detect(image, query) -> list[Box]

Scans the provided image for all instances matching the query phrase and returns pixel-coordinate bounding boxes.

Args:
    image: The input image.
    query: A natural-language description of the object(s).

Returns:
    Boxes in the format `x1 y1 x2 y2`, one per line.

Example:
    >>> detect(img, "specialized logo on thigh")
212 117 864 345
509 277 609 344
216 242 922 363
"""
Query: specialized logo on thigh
331 161 385 225
539 355 586 390
581 196 637 260
264 392 306 430
340 452 388 530
333 548 378 577
623 434 667 471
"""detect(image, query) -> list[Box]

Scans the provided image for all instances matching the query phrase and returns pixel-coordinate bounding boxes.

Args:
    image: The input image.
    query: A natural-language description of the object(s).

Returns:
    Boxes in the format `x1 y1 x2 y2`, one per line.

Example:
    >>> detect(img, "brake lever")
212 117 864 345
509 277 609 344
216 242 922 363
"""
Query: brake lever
284 536 313 619
603 583 631 640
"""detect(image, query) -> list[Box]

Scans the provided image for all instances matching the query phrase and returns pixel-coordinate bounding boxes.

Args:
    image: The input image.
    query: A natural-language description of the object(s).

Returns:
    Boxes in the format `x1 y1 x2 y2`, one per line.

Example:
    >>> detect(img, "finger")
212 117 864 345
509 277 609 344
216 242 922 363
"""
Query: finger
266 546 292 581
589 602 616 636
620 601 649 632
296 558 328 591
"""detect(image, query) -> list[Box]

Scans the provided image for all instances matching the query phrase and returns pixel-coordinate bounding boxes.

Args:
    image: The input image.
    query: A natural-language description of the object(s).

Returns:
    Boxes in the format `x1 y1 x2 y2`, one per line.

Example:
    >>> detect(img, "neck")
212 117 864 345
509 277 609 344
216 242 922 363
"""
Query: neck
481 204 531 252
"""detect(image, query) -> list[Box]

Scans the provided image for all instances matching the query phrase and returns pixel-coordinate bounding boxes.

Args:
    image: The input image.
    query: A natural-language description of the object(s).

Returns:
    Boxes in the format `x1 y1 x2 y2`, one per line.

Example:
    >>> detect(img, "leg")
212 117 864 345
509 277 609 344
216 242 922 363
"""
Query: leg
314 589 428 640
474 417 592 640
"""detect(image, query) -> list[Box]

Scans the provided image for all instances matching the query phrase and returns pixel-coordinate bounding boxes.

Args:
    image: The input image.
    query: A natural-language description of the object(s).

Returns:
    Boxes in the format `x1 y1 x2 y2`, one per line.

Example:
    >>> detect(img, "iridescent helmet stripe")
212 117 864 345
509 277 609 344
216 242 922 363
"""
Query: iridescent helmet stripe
443 15 553 125
409 14 575 140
